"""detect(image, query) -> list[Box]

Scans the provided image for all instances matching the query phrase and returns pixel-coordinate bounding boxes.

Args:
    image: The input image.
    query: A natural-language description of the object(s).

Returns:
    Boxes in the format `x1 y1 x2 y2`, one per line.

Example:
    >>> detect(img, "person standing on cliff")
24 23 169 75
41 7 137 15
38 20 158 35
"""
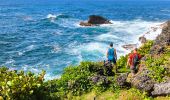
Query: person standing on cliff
127 48 142 75
106 42 117 73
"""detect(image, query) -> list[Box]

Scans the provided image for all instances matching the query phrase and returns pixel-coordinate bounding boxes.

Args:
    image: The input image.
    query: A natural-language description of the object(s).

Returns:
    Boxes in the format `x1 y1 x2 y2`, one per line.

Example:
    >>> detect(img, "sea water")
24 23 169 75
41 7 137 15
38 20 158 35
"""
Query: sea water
0 0 170 80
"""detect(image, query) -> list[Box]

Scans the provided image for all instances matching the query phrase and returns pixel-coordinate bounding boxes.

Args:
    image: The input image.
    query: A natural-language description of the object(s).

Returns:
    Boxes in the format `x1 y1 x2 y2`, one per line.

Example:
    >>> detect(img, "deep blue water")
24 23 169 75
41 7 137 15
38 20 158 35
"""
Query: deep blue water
0 0 170 79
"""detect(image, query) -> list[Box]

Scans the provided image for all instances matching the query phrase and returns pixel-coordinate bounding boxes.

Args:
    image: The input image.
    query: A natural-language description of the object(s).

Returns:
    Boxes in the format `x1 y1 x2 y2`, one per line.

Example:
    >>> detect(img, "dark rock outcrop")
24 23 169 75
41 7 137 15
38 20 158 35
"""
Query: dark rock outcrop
150 21 170 55
116 73 130 87
80 15 112 26
152 82 170 96
129 68 155 92
139 36 147 44
90 75 110 85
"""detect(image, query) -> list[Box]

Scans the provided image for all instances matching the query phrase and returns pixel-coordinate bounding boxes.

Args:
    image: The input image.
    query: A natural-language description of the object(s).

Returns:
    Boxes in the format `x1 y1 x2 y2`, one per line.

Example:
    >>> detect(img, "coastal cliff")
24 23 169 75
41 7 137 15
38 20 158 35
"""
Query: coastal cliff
0 21 170 100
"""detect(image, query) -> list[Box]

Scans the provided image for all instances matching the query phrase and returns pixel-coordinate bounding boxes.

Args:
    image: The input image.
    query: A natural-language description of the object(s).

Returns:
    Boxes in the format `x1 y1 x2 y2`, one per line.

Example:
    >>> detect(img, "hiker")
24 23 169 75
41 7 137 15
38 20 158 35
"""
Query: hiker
127 48 142 75
106 42 117 72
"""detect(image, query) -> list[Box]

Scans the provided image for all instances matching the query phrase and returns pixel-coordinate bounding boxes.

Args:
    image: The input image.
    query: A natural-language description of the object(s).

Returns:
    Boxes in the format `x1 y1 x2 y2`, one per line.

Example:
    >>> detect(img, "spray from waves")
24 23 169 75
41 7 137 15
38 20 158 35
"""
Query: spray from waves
45 14 78 29
46 14 57 19
16 64 60 81
46 14 70 19
46 13 70 23
70 42 108 62
14 44 36 57
161 9 170 13
71 19 164 62
96 33 119 42
100 19 163 42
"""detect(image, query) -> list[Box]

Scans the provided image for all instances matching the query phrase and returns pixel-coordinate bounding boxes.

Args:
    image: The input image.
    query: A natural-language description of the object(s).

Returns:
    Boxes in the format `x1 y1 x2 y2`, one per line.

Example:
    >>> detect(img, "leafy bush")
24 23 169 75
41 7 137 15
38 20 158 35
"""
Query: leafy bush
144 55 166 82
117 55 128 69
138 40 154 56
0 67 49 100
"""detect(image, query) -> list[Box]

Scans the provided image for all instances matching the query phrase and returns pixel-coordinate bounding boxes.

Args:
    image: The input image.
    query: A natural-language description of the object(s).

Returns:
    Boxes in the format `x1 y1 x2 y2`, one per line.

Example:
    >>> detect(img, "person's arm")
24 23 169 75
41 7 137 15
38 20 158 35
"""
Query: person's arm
114 48 117 60
106 49 108 58
127 54 131 68
127 58 130 68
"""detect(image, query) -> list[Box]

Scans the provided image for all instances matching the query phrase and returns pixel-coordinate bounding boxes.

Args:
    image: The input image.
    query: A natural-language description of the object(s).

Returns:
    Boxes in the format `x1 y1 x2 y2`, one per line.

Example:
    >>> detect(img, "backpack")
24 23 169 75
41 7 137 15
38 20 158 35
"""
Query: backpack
108 48 115 61
132 54 139 67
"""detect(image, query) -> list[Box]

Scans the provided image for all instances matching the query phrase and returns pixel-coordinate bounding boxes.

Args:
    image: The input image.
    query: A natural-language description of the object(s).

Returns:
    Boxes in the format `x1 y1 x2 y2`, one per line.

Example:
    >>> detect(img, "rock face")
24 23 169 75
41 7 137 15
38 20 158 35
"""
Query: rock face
152 82 170 96
116 73 130 87
150 21 170 54
88 15 111 24
139 36 147 44
130 68 155 92
80 15 112 26
90 75 110 85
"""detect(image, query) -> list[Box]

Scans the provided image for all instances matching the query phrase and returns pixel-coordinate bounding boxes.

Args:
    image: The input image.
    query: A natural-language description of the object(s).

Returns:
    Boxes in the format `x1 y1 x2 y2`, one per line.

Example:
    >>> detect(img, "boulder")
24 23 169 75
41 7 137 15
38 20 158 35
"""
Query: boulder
130 68 155 92
88 15 111 24
80 15 112 26
139 36 147 44
116 73 130 87
152 82 170 96
80 21 92 26
90 75 110 85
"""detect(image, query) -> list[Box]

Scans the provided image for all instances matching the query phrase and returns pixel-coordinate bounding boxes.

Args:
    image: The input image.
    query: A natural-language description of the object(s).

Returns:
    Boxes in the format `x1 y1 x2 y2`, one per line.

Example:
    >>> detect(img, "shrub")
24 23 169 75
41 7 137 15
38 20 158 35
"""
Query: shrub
44 61 118 97
0 67 48 100
117 55 128 69
138 40 154 56
144 55 166 82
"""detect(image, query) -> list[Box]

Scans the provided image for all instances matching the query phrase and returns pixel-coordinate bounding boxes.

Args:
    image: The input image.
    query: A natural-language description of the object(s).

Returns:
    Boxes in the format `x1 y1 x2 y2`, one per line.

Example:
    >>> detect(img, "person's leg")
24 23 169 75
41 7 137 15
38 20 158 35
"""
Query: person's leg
131 70 135 76
113 59 117 73
135 65 139 73
130 66 135 76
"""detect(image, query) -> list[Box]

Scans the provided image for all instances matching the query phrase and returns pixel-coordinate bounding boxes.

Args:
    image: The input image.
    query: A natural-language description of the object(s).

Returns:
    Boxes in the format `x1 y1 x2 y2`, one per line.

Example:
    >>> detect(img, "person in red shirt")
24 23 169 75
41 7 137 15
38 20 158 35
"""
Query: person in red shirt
127 48 142 75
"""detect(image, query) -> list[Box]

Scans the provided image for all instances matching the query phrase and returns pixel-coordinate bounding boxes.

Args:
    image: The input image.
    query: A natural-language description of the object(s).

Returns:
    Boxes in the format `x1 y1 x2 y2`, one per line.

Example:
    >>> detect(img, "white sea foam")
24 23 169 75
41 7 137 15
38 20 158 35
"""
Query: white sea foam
77 42 107 54
18 51 23 56
51 44 61 53
76 19 164 59
161 9 170 12
17 45 35 56
46 14 57 19
96 33 119 41
23 16 33 21
26 45 35 51
100 19 163 45
44 74 61 81
142 26 162 40
5 59 15 64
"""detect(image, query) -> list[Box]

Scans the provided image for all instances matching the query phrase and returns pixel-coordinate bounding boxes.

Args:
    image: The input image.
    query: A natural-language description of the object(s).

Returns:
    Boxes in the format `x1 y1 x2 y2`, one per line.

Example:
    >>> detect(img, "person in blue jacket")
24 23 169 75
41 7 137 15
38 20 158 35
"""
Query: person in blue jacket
106 42 117 72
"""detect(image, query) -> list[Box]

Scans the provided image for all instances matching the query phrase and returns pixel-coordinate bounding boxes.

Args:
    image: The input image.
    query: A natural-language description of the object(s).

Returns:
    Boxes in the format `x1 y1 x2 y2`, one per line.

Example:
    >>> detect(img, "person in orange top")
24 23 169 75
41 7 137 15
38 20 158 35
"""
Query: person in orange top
127 48 142 75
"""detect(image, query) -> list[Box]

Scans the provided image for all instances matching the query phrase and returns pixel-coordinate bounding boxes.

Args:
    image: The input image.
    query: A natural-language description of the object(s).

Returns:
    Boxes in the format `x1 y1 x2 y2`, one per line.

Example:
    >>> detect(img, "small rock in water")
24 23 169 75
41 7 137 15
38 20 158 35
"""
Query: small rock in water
80 15 112 26
122 44 137 50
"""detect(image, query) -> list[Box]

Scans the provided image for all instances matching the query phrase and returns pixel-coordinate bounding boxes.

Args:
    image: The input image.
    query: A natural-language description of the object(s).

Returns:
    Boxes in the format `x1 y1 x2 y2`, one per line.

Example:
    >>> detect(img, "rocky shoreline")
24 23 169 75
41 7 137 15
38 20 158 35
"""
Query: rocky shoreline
117 20 170 97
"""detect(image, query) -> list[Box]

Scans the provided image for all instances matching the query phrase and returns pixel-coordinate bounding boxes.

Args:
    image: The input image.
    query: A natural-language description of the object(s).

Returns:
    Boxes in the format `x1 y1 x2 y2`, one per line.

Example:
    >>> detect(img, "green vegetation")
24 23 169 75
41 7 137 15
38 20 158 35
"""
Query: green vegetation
0 67 47 100
138 40 154 56
0 41 170 100
44 61 119 99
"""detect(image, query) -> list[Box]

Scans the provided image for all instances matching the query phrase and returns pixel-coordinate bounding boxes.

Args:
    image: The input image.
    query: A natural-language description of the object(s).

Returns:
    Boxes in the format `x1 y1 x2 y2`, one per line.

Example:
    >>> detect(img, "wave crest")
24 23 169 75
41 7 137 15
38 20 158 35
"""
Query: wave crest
46 14 70 20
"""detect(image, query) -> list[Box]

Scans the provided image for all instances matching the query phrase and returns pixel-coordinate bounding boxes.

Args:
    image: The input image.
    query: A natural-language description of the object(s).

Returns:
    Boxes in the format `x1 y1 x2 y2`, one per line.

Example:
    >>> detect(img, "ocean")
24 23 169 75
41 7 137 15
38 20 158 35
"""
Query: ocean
0 0 170 80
